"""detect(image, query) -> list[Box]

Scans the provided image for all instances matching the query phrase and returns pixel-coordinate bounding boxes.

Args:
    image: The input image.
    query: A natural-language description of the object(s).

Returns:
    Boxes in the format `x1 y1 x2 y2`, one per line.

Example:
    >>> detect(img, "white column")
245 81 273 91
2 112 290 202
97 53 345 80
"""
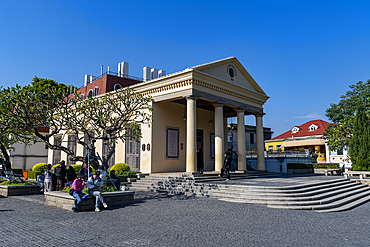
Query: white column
186 97 197 173
224 117 228 153
255 114 265 171
236 110 246 171
213 104 224 171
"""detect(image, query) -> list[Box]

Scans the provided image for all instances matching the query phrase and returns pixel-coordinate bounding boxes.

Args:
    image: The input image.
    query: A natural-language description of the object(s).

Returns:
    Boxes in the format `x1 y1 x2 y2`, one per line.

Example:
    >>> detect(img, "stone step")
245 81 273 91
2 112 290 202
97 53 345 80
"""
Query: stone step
267 189 370 211
127 179 358 197
208 181 364 199
218 185 370 206
314 194 370 213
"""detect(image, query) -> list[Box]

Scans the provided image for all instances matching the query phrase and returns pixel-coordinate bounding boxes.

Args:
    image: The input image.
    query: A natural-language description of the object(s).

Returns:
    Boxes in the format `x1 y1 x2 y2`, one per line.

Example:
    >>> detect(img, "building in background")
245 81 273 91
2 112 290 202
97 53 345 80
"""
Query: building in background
265 119 350 166
9 127 49 170
228 123 273 151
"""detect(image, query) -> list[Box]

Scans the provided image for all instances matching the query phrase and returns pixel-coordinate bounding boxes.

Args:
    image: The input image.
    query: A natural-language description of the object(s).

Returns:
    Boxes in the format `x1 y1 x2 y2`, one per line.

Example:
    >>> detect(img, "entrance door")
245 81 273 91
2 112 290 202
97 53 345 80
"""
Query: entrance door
196 130 204 171
125 127 140 171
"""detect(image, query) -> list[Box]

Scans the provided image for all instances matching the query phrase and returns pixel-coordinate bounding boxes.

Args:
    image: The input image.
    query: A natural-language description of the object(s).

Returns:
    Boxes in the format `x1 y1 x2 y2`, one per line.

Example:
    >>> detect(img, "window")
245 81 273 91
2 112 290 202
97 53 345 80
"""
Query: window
67 134 77 167
94 87 99 96
165 127 179 159
309 124 319 131
291 127 300 133
114 84 122 91
276 145 282 151
81 94 85 99
268 145 273 152
88 90 93 98
52 136 62 165
250 133 255 144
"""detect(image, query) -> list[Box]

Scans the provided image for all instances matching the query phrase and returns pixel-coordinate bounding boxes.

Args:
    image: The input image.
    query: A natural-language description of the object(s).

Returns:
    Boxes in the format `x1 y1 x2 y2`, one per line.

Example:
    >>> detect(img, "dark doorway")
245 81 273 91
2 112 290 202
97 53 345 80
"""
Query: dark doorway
196 130 204 172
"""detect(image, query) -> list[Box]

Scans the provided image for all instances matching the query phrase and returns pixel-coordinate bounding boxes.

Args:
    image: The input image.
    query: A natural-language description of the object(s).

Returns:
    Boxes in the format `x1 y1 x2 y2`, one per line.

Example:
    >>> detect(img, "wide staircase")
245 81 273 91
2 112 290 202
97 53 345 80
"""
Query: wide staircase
127 173 370 212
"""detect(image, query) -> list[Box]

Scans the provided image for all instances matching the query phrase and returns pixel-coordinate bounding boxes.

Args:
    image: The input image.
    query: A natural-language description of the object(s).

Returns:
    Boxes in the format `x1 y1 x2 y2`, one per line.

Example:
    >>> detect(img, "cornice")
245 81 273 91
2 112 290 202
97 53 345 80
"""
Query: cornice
135 78 266 106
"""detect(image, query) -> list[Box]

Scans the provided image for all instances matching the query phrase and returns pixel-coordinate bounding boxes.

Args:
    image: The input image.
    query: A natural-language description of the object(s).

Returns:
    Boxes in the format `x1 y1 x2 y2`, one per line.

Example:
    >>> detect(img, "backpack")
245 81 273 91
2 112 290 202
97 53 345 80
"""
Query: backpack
55 166 62 177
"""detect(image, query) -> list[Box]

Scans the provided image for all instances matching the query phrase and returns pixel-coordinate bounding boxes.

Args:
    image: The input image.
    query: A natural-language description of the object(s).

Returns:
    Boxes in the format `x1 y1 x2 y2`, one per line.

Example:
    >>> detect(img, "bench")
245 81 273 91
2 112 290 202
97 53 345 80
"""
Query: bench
324 169 342 176
344 171 370 179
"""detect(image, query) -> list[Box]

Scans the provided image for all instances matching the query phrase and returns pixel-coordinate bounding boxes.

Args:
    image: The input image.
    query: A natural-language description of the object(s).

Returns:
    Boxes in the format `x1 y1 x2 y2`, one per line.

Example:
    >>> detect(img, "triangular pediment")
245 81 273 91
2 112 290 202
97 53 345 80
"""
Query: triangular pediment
189 57 267 95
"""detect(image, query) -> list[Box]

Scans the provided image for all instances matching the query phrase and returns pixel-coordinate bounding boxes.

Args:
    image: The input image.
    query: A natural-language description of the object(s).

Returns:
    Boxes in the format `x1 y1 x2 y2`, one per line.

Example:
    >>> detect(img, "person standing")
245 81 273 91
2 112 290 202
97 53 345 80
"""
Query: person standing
44 164 54 194
55 160 67 191
86 171 108 212
220 149 232 181
37 172 45 192
66 165 77 187
109 170 121 191
71 173 88 212
196 148 204 174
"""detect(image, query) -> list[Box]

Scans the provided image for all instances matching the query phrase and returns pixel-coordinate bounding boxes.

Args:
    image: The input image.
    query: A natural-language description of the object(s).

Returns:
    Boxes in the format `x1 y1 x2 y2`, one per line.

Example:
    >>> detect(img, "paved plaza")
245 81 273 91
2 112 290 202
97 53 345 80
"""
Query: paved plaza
0 176 370 246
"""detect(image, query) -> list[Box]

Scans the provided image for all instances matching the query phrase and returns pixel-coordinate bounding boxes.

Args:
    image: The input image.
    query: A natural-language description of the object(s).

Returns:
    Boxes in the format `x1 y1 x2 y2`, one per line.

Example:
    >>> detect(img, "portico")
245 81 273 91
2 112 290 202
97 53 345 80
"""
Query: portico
133 57 269 173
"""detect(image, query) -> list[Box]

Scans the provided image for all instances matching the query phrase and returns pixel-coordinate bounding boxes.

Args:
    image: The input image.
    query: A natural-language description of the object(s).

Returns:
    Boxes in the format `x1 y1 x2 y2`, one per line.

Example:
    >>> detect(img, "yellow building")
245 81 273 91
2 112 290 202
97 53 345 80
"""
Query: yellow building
265 120 329 163
48 57 270 173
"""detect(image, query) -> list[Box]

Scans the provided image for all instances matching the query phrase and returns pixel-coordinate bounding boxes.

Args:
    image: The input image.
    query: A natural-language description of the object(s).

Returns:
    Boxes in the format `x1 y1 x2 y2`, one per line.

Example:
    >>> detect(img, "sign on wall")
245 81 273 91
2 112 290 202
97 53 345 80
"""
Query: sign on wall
166 127 179 159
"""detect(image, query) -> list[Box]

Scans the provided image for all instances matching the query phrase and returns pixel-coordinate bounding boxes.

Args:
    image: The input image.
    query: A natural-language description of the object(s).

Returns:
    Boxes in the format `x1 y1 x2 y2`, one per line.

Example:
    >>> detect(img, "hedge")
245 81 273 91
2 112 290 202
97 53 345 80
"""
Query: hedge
287 163 340 169
109 163 130 175
32 163 48 175
117 171 141 182
12 169 23 175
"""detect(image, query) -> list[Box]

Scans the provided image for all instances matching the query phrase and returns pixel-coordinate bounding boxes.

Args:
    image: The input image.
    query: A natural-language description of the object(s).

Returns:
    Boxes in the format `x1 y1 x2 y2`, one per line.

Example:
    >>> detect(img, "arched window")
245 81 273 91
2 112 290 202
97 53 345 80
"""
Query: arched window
94 87 99 96
88 90 93 98
114 84 122 91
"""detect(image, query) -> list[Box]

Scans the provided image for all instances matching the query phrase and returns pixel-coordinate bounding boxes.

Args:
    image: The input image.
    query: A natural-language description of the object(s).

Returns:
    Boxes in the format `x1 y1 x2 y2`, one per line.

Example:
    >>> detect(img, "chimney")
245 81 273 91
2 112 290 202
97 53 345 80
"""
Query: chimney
143 66 151 81
158 70 166 78
84 74 97 87
151 68 158 79
118 61 129 77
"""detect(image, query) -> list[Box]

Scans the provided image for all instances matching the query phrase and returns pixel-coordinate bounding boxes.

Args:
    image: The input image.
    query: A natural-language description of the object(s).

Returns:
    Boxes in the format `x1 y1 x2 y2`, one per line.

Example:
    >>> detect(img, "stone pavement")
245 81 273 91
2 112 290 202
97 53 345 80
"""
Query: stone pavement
0 184 369 246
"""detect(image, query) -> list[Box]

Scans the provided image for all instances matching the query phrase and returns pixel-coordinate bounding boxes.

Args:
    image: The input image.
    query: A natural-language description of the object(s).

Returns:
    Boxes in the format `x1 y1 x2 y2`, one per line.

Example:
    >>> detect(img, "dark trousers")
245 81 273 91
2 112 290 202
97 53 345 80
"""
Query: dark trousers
56 180 65 191
220 167 230 179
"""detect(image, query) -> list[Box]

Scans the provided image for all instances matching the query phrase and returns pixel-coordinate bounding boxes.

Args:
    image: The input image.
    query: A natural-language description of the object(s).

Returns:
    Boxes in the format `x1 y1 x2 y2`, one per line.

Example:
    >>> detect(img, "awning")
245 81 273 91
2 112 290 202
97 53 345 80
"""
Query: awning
281 139 325 147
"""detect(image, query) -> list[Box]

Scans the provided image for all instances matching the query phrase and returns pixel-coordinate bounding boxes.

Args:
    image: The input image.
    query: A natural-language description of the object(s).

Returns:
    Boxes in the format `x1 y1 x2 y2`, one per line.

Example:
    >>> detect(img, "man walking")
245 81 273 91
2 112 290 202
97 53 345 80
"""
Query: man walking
220 149 232 181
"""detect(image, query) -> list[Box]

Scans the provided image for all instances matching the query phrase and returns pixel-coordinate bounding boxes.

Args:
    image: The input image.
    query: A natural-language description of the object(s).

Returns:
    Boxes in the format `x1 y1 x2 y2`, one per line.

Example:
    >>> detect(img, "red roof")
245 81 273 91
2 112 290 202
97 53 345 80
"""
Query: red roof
271 119 330 140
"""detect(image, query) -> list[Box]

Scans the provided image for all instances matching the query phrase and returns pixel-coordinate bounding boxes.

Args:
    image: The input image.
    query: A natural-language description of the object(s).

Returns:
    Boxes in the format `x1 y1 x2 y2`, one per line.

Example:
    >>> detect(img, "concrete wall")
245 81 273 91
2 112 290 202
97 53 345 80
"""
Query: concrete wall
247 156 316 173
10 142 48 170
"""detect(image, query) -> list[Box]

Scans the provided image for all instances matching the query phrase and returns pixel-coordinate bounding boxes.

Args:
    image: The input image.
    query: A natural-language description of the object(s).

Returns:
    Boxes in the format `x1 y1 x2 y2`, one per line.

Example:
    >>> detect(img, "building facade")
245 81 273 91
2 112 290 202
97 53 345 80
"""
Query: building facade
265 119 350 166
48 57 270 173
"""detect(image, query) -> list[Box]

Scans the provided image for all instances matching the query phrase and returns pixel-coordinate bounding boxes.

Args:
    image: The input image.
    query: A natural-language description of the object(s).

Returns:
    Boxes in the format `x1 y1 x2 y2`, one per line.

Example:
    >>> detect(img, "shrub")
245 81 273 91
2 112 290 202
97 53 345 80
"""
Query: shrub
287 163 340 169
0 181 37 185
70 164 81 175
287 163 314 169
52 164 59 170
32 163 48 175
61 184 117 194
117 171 141 182
12 169 23 175
110 163 130 175
28 171 37 179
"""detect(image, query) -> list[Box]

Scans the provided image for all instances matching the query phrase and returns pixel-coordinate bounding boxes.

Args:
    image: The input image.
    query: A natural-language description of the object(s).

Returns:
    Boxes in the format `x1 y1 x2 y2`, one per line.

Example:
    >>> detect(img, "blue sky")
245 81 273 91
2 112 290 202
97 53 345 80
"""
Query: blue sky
1 1 370 137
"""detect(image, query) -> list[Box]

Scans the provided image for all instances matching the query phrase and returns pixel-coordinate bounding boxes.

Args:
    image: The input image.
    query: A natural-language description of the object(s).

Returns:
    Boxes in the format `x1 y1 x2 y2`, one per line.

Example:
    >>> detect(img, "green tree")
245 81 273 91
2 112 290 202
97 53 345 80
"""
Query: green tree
0 77 75 170
348 106 370 170
5 80 153 170
325 79 370 151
